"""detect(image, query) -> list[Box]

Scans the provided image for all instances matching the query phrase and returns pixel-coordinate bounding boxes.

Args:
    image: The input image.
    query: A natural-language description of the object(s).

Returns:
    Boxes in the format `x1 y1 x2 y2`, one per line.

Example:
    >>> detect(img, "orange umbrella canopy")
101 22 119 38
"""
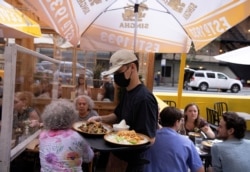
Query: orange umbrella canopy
12 0 250 52
0 0 41 38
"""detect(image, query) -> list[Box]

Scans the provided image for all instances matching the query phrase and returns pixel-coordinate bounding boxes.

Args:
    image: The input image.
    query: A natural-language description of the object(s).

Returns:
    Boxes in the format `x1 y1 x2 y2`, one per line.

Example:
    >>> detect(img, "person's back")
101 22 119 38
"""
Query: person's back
212 139 250 172
144 107 204 172
144 128 202 172
39 99 94 172
39 129 92 171
103 82 114 101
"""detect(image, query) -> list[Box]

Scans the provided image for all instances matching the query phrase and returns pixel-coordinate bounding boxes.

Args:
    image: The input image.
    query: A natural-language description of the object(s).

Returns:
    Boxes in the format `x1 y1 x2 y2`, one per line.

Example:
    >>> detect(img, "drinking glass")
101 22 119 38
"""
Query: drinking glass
195 137 203 148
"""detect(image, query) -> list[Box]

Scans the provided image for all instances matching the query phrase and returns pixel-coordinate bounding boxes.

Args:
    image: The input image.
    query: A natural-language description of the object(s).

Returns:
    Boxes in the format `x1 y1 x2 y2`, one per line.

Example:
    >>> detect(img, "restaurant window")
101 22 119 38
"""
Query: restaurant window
162 66 171 77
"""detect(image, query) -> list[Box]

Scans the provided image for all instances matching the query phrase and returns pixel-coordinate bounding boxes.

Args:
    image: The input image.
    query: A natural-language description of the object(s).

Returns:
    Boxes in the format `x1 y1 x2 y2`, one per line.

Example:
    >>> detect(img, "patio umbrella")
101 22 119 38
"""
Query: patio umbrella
214 46 250 65
79 0 250 53
0 0 41 38
16 0 249 52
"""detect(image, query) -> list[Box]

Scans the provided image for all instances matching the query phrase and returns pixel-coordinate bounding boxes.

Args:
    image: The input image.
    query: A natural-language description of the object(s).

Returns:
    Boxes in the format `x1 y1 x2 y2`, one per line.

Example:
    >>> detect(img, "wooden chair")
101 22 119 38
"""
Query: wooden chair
206 107 219 132
214 102 228 117
163 100 176 107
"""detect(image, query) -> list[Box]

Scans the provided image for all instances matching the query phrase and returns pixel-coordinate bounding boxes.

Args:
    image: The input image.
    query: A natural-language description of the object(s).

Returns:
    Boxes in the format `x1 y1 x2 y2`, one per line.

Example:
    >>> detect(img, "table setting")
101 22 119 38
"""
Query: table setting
72 120 152 151
72 120 153 171
187 131 223 171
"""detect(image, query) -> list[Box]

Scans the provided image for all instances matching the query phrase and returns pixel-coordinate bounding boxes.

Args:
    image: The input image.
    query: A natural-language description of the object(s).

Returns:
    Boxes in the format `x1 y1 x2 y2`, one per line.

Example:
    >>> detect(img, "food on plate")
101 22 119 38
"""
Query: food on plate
78 121 108 134
194 127 200 132
113 119 130 131
188 132 201 137
104 130 149 145
202 139 223 148
115 130 144 144
202 140 214 147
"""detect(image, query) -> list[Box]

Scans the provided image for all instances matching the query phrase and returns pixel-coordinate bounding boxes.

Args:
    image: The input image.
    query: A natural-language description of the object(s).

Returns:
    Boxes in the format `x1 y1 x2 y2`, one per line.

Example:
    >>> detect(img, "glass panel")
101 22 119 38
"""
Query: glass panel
11 46 60 149
35 46 116 102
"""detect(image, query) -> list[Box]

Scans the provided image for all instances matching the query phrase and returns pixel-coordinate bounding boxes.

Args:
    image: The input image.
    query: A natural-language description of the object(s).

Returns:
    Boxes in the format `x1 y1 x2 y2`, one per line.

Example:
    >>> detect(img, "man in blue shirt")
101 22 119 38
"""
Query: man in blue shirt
144 107 204 172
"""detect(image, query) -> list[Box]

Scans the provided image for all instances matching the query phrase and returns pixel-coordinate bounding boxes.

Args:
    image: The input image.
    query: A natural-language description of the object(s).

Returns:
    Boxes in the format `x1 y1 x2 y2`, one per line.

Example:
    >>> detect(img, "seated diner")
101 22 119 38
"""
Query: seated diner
183 103 215 139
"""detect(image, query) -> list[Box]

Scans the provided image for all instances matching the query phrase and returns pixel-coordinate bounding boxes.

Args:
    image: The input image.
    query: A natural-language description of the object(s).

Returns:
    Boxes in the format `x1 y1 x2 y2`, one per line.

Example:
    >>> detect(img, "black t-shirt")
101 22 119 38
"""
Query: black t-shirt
114 84 158 138
113 84 158 167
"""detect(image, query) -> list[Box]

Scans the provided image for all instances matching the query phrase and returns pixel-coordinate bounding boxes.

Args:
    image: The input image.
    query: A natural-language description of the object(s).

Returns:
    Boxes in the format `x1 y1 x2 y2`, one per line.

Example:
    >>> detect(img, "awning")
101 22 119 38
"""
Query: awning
214 46 250 65
0 1 41 38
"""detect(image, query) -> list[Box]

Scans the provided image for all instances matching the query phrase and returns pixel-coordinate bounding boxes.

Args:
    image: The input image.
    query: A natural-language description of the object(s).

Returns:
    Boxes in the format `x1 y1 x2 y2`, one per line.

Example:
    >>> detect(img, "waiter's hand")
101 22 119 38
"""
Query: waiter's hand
87 116 102 122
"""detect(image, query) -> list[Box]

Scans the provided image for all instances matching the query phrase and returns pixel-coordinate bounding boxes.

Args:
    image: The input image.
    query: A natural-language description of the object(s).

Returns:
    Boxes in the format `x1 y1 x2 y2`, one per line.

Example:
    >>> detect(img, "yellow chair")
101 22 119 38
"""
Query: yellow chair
163 100 176 107
214 102 228 117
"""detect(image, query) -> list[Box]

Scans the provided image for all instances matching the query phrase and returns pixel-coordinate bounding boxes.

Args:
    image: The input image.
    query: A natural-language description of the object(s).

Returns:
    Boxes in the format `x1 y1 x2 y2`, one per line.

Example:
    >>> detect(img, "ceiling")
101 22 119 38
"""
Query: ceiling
219 16 250 51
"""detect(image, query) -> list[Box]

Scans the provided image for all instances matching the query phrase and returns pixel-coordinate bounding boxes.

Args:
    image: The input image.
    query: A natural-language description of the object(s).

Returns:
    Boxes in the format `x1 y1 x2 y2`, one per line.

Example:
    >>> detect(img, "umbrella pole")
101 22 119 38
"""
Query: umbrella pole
72 47 77 86
133 2 139 52
177 53 187 108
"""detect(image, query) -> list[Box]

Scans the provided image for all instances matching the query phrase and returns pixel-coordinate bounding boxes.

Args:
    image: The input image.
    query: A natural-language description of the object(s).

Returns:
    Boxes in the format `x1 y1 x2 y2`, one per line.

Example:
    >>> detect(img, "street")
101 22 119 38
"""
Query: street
153 85 250 96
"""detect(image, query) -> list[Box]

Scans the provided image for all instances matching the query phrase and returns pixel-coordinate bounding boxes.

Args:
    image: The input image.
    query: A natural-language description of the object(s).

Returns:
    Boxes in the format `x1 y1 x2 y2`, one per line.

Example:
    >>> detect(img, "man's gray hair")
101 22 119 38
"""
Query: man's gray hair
41 99 77 130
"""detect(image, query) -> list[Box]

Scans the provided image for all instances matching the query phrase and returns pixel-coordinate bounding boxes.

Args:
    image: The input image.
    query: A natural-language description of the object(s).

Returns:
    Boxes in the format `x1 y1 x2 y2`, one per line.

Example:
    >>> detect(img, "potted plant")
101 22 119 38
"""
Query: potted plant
93 64 103 88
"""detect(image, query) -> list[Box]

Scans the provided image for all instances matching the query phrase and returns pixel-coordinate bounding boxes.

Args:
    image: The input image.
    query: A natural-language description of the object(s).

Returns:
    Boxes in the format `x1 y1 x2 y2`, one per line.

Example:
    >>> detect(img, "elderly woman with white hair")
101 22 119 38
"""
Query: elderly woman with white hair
74 95 99 121
39 99 94 172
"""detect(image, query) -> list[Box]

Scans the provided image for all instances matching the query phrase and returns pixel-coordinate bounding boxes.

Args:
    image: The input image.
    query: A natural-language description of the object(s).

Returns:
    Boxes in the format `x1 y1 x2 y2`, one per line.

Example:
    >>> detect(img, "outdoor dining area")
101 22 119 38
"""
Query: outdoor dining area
0 0 250 172
0 45 249 172
8 97 250 172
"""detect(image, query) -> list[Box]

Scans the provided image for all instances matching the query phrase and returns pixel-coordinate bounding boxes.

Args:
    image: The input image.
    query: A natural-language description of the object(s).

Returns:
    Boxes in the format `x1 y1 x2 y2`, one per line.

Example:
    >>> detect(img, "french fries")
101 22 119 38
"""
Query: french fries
116 130 144 144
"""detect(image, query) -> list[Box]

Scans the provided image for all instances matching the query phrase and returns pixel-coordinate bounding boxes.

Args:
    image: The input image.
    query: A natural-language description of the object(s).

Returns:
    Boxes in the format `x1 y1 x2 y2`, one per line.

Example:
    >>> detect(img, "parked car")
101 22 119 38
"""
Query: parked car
188 70 243 93
36 61 93 84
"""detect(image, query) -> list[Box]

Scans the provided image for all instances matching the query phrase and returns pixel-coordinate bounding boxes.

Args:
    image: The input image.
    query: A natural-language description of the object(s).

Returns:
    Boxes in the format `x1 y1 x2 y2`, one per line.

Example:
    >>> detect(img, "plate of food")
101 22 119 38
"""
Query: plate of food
202 140 214 148
188 132 202 137
72 121 112 136
202 139 222 148
104 130 150 146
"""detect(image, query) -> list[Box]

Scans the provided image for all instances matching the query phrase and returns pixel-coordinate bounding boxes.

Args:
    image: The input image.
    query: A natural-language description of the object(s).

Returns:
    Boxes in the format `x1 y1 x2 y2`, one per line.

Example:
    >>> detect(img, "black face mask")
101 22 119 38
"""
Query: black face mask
114 72 130 87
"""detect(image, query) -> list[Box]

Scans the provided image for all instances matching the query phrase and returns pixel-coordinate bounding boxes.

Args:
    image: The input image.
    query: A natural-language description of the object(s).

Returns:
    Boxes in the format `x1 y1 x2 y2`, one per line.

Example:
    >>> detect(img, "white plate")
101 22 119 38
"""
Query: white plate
104 132 150 146
202 139 222 147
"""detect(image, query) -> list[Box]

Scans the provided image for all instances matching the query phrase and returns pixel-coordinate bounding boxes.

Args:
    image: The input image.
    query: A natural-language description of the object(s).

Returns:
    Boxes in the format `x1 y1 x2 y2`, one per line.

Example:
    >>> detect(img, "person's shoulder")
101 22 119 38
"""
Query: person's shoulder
136 84 155 96
199 117 206 122
91 109 99 116
69 129 82 136
198 118 208 127
211 141 224 151
176 134 198 152
130 84 157 104
242 139 250 144
178 134 193 144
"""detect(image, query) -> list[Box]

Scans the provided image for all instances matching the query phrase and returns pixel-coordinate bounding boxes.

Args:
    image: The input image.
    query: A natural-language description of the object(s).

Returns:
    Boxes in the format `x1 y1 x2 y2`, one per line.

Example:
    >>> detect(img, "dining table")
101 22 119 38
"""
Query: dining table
196 138 224 172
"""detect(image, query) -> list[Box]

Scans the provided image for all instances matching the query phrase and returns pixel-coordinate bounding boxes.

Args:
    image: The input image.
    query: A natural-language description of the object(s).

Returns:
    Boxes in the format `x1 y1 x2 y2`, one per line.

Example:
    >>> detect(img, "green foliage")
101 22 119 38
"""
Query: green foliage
93 64 103 79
